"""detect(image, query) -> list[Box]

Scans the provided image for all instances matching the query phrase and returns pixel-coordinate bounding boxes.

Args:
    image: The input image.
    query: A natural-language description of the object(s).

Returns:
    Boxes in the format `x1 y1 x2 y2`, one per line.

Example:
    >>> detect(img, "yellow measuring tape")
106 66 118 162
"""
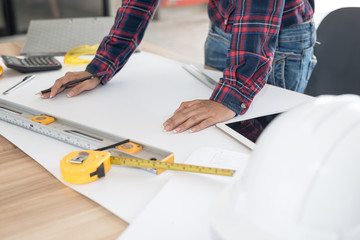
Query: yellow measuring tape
60 150 236 184
64 44 99 65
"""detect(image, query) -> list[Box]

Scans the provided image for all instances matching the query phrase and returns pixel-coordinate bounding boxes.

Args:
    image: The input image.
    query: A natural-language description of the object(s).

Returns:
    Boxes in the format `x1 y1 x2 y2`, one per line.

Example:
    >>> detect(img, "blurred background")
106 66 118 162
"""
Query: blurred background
0 0 360 65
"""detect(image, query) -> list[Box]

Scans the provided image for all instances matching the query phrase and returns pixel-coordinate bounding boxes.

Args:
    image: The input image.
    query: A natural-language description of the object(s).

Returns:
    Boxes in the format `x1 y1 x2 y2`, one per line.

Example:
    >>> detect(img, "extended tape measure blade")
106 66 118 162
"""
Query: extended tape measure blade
110 156 235 177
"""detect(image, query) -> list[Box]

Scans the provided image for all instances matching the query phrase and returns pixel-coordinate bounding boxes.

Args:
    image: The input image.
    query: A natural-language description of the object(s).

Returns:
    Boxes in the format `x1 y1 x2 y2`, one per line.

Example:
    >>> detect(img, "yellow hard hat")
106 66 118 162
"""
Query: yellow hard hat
212 95 360 240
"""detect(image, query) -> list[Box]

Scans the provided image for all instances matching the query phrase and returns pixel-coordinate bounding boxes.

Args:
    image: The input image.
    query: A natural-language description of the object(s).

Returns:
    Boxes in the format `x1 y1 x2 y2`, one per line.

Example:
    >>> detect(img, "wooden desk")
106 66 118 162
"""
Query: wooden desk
0 136 127 239
0 40 189 239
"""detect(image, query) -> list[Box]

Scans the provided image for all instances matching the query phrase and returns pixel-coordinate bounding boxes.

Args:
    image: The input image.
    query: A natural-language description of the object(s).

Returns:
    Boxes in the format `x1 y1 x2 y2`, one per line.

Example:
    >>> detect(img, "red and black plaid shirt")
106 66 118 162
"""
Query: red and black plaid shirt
86 0 313 115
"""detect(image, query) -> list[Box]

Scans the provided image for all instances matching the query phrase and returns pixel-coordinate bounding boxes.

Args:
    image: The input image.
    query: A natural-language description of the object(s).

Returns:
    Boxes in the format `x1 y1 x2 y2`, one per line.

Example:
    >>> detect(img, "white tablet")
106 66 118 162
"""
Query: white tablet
216 112 283 150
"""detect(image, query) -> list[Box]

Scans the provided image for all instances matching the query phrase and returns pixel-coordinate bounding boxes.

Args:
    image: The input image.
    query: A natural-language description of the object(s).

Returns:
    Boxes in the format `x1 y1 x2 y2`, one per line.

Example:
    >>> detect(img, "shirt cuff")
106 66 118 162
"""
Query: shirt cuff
86 63 109 85
210 80 255 116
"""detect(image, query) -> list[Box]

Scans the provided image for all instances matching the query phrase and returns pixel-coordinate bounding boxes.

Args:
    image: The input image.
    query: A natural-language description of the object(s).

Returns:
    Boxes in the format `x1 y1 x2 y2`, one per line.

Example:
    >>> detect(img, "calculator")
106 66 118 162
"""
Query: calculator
1 55 62 73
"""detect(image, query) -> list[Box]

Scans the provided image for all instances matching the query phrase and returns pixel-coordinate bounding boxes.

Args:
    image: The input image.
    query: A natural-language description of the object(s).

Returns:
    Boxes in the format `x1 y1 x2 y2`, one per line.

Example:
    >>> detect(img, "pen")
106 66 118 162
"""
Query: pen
3 75 36 95
36 70 108 95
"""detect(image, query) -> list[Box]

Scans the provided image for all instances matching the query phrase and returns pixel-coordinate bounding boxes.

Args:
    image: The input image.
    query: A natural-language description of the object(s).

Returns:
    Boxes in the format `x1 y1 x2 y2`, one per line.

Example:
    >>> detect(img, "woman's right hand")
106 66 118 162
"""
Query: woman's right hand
40 71 101 99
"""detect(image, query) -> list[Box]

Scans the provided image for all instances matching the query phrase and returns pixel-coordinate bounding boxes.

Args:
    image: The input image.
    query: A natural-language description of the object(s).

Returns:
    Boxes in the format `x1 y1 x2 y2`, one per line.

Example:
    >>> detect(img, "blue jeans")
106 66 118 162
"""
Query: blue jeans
204 20 317 93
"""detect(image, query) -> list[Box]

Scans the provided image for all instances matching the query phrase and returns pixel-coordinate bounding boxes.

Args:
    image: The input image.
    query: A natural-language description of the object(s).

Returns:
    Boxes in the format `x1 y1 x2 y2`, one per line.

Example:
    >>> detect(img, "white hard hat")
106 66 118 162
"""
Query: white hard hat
211 95 360 240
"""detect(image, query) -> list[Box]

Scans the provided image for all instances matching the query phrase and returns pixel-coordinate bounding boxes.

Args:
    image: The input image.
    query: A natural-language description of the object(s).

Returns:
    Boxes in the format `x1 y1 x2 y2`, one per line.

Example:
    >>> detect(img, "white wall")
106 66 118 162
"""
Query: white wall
108 0 122 16
314 0 360 27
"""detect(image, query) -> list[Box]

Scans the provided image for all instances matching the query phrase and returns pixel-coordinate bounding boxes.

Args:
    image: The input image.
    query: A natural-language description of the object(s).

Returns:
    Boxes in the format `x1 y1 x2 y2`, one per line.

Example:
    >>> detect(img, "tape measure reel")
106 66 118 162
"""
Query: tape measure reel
64 44 99 65
61 150 112 184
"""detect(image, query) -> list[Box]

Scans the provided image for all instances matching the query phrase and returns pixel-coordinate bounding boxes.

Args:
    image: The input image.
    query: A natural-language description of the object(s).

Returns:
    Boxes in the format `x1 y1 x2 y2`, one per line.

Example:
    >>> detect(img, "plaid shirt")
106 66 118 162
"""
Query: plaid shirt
86 0 313 115
86 0 159 83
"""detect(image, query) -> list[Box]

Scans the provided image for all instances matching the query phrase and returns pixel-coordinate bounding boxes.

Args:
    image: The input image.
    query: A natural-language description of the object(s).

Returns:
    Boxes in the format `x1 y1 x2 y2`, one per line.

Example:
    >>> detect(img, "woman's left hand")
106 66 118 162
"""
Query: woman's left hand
163 99 236 133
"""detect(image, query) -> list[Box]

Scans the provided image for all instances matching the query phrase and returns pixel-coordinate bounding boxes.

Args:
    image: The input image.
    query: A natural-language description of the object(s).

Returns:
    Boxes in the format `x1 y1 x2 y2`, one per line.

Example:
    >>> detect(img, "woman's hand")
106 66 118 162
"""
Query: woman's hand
40 71 100 99
163 99 236 133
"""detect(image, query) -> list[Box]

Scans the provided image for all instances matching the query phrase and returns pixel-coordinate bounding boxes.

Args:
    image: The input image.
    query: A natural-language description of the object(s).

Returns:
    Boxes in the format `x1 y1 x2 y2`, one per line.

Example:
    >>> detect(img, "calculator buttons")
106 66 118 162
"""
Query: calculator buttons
1 55 62 73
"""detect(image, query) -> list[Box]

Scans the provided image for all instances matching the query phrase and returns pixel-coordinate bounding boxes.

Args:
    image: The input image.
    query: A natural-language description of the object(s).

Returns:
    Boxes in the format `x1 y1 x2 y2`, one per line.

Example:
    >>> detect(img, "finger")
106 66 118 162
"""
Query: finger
40 87 65 99
164 100 202 130
163 115 185 132
163 103 202 131
49 76 67 98
49 73 80 98
189 118 216 133
172 113 208 133
67 78 100 97
167 104 211 133
40 92 51 99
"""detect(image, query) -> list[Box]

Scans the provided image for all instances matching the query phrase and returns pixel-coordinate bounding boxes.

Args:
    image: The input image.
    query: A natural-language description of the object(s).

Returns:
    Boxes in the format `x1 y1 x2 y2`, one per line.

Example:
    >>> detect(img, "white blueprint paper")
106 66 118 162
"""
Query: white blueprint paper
0 51 312 225
0 52 247 223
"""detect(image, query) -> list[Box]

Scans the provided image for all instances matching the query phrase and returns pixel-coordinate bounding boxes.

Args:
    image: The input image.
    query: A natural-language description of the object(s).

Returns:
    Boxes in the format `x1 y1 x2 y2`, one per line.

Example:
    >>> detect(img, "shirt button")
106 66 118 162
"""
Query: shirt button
241 103 247 109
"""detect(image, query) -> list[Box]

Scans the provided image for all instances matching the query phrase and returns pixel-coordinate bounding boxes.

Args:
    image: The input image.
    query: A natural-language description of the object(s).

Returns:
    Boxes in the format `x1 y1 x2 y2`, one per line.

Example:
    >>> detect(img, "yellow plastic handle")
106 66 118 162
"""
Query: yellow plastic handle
64 44 99 65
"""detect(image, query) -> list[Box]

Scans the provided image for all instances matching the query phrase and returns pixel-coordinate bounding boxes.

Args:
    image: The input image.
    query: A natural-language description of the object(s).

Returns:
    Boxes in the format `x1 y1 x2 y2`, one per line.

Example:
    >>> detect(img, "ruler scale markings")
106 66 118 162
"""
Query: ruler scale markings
0 99 126 150
110 156 235 177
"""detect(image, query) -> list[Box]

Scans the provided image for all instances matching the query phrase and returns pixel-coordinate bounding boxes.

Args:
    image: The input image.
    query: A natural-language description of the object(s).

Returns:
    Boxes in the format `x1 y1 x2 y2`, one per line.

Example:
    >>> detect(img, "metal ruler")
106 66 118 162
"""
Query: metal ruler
183 64 218 90
0 99 125 150
0 98 172 171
